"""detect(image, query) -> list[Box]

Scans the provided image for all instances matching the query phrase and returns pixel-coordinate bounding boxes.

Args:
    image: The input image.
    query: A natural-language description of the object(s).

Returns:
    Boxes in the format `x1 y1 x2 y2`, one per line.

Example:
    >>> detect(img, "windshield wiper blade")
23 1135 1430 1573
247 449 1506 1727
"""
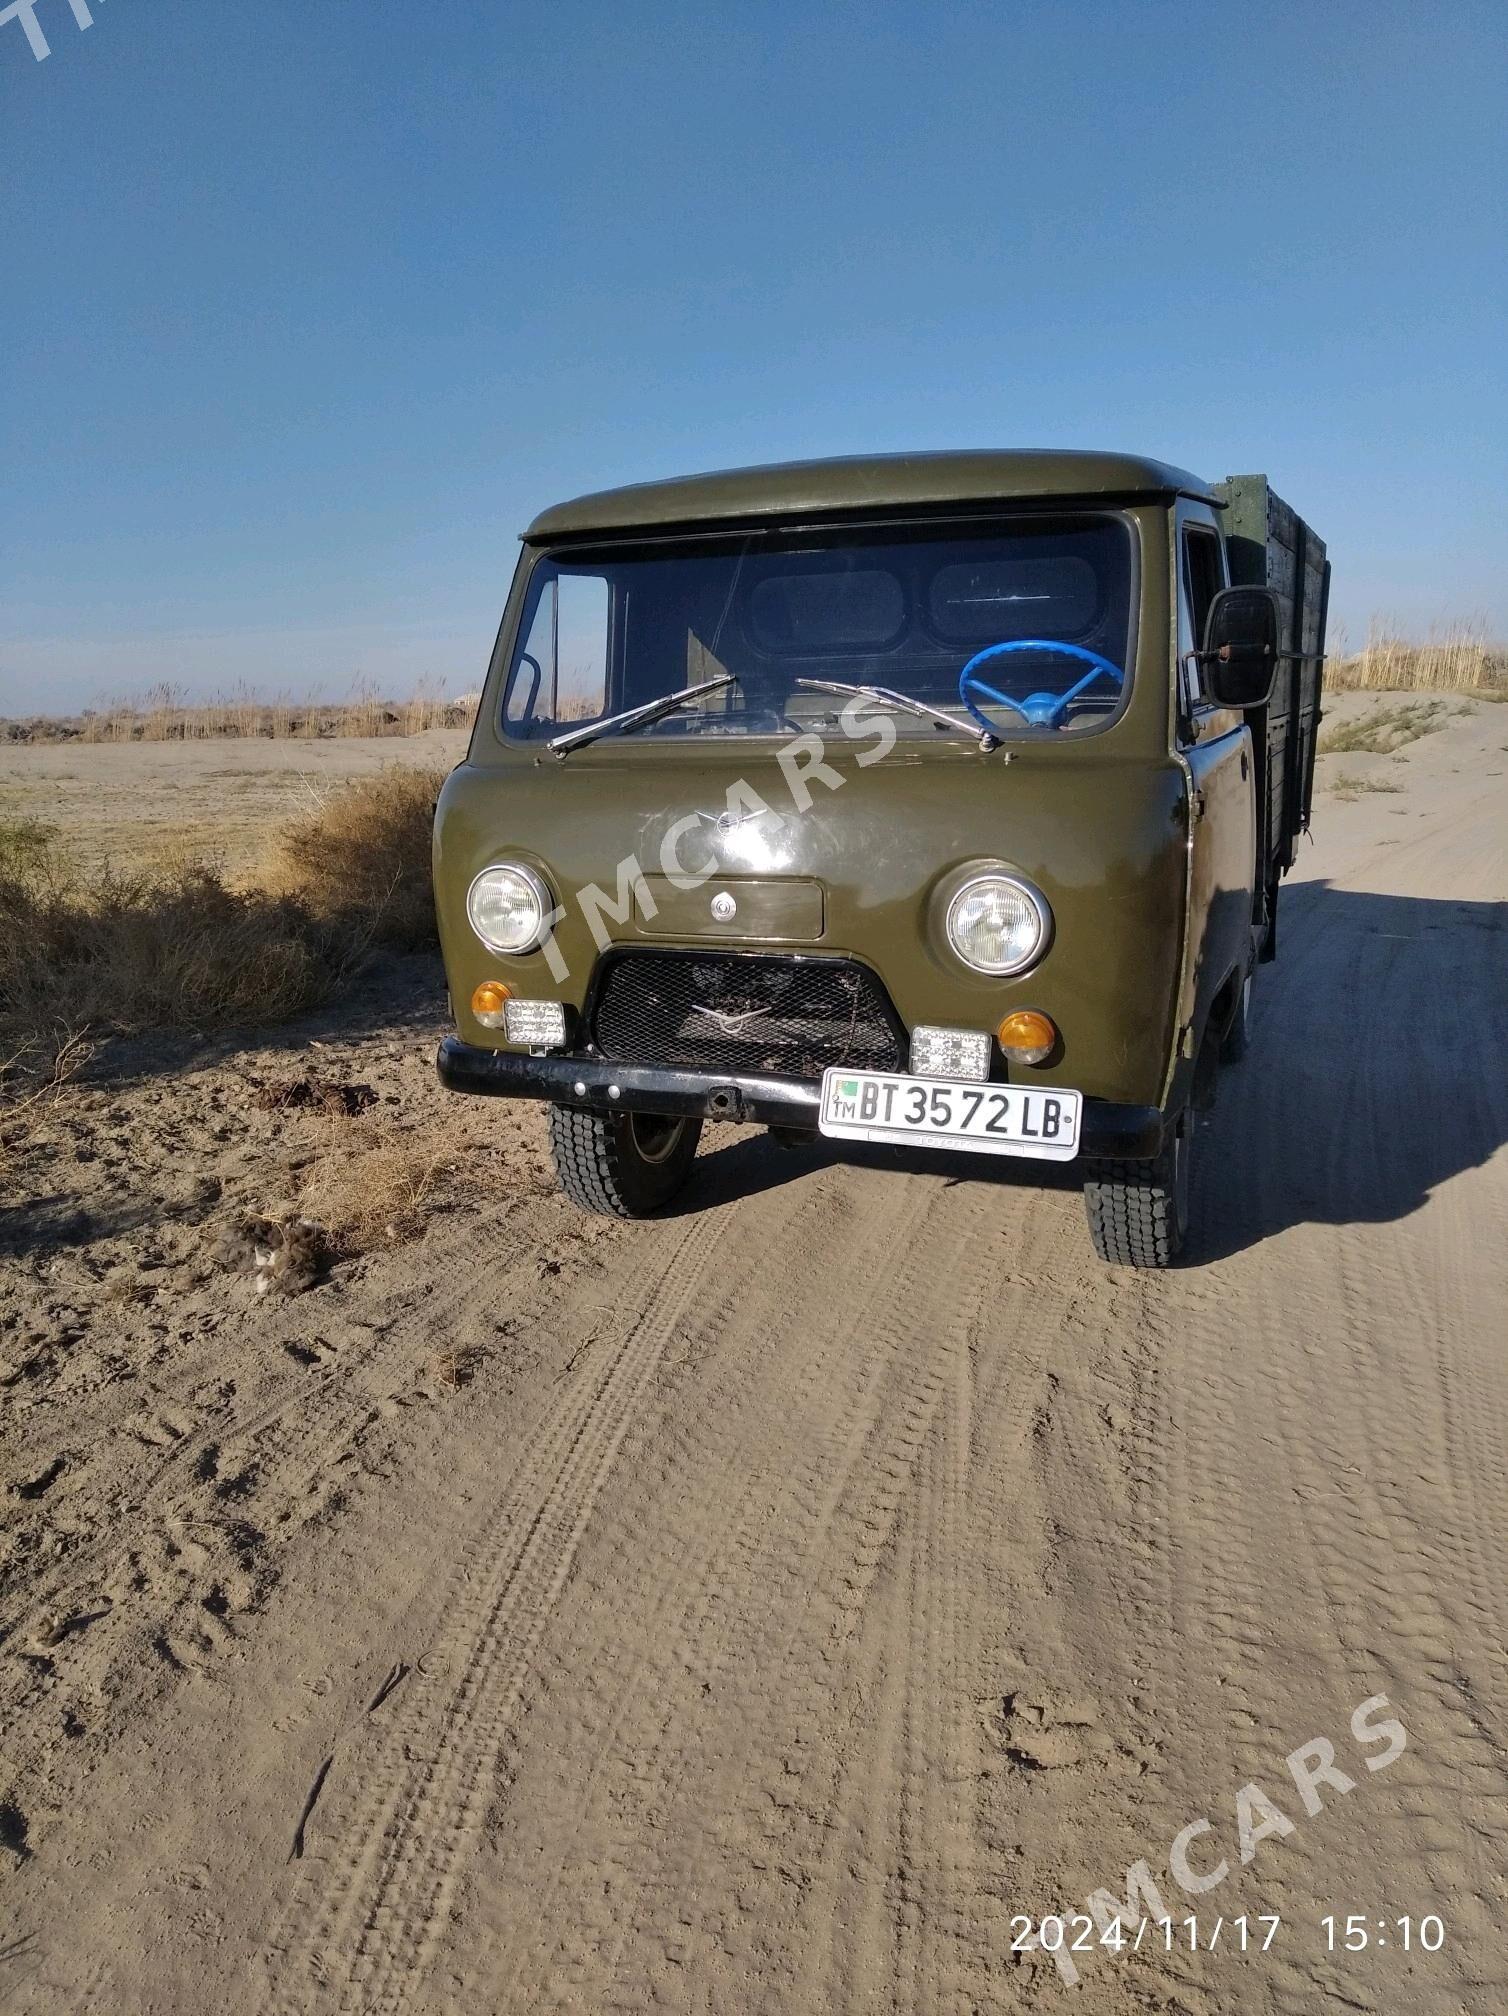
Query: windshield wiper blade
794 679 1001 753
547 676 736 757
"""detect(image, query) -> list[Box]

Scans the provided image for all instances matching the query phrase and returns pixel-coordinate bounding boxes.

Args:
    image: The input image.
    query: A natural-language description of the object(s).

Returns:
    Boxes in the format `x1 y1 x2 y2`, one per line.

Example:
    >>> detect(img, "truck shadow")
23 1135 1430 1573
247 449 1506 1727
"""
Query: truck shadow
1189 879 1507 1261
681 882 1508 1264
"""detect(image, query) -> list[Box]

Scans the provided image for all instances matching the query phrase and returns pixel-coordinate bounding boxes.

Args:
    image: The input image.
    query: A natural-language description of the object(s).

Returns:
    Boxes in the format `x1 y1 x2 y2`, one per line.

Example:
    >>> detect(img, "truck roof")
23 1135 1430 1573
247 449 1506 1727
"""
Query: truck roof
525 449 1219 542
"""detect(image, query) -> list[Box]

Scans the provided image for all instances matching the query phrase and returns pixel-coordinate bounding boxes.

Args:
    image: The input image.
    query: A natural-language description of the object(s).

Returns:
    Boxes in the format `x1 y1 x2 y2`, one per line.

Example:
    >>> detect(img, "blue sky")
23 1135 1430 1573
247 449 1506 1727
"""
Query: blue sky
3 0 1504 712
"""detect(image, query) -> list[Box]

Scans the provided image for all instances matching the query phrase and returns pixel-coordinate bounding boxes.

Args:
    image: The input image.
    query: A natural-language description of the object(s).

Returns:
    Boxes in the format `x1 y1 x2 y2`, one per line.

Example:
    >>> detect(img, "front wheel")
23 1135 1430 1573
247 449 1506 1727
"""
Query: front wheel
1082 1112 1191 1268
548 1106 702 1218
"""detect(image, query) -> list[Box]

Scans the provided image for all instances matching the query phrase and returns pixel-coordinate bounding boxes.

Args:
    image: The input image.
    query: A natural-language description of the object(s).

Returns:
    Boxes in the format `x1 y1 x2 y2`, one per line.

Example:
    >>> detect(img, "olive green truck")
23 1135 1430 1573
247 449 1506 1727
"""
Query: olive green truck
433 452 1328 1266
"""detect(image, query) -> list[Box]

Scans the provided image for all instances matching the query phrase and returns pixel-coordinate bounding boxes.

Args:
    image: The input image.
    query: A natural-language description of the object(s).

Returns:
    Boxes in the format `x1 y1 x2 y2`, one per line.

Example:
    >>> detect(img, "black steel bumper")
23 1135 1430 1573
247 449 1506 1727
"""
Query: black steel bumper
436 1038 1168 1160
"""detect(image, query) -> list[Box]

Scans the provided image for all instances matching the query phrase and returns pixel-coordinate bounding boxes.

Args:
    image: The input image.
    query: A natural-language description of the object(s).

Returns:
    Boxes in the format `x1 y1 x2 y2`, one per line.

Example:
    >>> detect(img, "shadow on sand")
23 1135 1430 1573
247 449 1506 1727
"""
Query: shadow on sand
664 883 1508 1265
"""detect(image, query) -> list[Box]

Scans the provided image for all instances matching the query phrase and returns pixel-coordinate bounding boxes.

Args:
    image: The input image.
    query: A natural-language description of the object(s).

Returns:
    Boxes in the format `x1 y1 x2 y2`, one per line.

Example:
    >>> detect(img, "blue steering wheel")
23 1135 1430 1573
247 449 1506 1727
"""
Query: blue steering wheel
959 640 1124 731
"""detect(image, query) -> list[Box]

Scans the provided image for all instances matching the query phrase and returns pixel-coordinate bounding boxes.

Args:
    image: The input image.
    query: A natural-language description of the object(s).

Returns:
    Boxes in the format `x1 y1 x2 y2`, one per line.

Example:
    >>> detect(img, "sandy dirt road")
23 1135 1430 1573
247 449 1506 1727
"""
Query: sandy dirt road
3 699 1506 2012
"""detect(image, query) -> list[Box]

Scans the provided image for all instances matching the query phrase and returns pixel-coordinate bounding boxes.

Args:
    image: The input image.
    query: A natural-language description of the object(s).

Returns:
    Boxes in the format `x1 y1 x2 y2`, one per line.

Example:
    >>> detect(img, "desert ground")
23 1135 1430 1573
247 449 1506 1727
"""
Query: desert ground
3 693 1506 2013
0 728 469 879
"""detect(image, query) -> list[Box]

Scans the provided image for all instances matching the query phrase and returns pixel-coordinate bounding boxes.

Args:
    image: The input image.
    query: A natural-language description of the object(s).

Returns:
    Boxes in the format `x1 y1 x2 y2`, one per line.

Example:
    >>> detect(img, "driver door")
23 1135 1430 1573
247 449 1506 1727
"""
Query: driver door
1177 506 1256 1061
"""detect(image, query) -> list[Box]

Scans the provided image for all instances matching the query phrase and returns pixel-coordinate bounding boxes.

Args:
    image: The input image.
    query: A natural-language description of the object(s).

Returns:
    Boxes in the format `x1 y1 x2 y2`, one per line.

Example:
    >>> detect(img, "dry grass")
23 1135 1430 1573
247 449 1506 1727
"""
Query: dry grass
1327 620 1507 694
1317 701 1449 756
261 765 445 951
0 680 479 747
295 1116 514 1254
1 1024 95 1122
1330 772 1404 800
430 1342 487 1391
0 849 354 1044
0 765 441 1052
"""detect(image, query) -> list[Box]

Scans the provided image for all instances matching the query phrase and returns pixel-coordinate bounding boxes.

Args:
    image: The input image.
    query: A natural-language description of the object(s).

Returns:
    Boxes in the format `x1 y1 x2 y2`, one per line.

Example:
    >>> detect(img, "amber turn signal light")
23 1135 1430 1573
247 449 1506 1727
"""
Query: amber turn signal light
997 1009 1057 1065
471 979 513 1028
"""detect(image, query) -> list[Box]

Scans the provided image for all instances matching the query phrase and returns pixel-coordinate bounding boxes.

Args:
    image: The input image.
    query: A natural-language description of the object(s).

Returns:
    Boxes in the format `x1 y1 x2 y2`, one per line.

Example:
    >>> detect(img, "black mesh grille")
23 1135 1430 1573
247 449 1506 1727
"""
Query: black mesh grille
590 951 905 1078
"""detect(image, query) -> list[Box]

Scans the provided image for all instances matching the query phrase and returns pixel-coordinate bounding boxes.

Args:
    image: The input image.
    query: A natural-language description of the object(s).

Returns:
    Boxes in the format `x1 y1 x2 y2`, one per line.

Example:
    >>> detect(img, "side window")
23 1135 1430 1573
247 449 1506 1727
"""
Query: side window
1176 544 1201 715
1180 527 1226 712
505 580 555 729
503 570 611 730
555 573 610 721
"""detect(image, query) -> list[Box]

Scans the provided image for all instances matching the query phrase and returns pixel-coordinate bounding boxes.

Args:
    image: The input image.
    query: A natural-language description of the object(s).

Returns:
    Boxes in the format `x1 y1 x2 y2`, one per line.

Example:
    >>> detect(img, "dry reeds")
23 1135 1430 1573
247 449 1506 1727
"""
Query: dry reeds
1327 620 1507 694
70 679 475 745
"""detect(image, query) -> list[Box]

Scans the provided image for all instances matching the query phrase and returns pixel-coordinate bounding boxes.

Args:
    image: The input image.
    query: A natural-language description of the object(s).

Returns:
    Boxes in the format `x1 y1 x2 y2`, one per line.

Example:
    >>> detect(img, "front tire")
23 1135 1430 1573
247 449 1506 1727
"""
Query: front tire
1083 1112 1191 1268
548 1106 702 1218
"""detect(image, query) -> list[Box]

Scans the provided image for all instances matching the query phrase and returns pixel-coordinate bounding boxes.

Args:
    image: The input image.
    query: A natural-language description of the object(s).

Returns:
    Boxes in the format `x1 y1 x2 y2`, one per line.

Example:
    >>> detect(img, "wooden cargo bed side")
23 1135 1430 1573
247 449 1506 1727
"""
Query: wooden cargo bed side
1218 474 1329 890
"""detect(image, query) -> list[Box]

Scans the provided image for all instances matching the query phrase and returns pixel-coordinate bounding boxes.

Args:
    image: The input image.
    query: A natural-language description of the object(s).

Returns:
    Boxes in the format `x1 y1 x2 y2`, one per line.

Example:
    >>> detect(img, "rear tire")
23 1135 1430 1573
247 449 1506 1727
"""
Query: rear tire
1083 1112 1191 1268
1219 972 1253 1065
548 1106 702 1218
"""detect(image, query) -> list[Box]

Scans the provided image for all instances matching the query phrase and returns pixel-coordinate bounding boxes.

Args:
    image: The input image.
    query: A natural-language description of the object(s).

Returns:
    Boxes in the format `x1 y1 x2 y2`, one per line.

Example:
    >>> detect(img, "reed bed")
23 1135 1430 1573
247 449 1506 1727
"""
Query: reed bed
58 679 478 745
1326 620 1507 695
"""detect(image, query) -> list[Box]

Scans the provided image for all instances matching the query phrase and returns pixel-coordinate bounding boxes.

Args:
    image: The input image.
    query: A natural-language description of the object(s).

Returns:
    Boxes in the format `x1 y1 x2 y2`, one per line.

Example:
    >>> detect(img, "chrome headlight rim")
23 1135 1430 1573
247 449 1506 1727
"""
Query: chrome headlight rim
465 861 554 955
944 869 1053 977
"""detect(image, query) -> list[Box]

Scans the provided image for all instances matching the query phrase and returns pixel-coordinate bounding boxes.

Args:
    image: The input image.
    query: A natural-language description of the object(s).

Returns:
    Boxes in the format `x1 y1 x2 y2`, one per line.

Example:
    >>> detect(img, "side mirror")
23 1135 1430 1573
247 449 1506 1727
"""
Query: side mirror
1202 587 1280 708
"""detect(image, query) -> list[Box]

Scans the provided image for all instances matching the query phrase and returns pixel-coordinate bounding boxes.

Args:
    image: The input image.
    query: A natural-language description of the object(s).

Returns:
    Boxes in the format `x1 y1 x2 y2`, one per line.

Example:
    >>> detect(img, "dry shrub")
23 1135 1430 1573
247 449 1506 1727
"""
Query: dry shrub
296 1116 514 1253
1330 772 1403 799
1 1025 94 1120
0 824 353 1045
1328 620 1508 694
263 766 445 950
0 763 445 1052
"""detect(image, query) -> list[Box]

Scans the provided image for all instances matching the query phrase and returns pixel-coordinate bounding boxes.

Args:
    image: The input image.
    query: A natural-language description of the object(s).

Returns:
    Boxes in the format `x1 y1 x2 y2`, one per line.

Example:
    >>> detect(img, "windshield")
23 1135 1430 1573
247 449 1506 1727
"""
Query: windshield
498 514 1135 743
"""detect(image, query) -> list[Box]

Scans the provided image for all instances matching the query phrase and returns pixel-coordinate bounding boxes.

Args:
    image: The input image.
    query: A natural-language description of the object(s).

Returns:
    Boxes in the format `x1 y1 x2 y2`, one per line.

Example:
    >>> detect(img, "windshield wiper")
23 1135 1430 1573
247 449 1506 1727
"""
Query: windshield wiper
547 676 736 757
793 679 1001 753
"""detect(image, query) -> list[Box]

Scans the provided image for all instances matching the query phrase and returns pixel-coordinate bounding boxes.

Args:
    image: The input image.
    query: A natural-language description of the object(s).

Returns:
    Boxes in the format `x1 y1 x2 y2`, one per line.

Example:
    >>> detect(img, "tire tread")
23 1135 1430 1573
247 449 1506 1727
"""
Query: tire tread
547 1105 700 1218
1084 1154 1179 1268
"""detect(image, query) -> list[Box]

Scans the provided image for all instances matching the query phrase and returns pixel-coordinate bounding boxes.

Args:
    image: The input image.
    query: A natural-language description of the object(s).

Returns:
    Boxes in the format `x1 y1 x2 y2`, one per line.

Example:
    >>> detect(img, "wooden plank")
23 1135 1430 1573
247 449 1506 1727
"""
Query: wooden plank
1220 474 1329 881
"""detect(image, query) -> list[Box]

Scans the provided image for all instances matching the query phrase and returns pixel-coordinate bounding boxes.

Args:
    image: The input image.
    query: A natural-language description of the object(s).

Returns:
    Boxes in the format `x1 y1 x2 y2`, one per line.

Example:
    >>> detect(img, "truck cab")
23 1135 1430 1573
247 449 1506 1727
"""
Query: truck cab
434 451 1326 1266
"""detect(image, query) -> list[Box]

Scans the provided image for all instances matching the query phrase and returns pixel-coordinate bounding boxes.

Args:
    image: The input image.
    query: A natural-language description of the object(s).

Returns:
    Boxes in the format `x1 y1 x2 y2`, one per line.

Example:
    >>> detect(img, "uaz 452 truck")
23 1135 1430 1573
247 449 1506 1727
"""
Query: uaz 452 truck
433 452 1327 1266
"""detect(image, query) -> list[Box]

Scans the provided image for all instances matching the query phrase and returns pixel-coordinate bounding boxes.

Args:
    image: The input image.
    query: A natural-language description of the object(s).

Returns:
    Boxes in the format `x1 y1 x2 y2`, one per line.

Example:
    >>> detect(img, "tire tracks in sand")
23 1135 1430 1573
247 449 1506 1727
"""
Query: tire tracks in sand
262 1150 1088 2015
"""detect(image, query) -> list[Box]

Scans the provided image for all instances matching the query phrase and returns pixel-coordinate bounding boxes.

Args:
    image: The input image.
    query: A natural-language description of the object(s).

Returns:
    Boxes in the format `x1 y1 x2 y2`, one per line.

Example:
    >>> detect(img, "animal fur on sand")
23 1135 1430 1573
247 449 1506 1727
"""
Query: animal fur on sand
213 1213 325 1295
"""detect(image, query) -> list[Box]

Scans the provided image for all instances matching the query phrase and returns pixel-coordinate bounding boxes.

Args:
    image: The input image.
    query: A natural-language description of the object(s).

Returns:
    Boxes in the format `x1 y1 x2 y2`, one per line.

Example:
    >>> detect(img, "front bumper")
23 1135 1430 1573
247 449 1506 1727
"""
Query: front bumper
436 1037 1169 1160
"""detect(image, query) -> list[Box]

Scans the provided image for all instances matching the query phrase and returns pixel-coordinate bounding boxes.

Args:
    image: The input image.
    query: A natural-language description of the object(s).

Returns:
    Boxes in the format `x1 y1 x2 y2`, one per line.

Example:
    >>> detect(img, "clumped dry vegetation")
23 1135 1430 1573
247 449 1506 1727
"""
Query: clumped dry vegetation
1330 772 1404 800
1326 620 1507 695
1317 700 1452 756
0 765 444 1099
295 1114 516 1255
262 765 446 951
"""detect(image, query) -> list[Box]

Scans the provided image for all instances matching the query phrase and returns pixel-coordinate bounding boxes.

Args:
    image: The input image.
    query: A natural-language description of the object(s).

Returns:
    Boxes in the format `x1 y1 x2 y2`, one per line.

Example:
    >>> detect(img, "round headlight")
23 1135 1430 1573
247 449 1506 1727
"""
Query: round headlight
466 863 551 954
945 873 1051 976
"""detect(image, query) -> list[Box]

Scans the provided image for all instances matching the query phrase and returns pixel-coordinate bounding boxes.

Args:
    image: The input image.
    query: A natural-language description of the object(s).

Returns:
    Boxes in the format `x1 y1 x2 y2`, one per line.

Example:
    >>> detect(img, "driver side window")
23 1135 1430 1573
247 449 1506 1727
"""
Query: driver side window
503 569 611 732
1179 525 1226 718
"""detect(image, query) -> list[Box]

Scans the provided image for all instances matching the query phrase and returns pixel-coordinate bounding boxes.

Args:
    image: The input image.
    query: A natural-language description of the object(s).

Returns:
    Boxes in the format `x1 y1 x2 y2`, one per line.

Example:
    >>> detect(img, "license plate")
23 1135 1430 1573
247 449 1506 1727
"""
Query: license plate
818 1068 1082 1162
